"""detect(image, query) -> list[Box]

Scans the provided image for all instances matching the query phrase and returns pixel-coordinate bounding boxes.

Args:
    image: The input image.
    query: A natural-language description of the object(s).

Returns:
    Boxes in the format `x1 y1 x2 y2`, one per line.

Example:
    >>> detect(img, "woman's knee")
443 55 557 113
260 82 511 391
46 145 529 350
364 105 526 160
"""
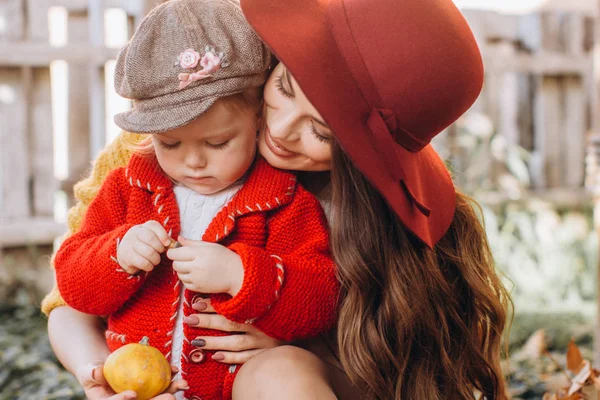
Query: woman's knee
233 345 335 399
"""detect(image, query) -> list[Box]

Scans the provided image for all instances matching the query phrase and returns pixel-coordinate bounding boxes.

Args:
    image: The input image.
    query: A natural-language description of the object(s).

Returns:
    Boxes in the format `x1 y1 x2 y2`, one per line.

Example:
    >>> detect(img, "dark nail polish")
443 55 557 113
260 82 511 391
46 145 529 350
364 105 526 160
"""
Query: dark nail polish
191 339 206 347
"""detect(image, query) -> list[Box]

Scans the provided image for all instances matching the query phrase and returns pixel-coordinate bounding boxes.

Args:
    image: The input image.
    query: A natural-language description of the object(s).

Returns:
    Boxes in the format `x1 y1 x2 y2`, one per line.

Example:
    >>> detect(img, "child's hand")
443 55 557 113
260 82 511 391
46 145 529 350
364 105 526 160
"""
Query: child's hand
117 221 172 275
167 236 244 296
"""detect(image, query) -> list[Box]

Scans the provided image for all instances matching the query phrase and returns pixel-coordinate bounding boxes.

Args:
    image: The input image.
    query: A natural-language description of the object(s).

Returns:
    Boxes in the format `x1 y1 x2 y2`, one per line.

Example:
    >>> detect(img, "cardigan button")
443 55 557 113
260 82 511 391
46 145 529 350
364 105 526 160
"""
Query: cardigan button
189 348 205 363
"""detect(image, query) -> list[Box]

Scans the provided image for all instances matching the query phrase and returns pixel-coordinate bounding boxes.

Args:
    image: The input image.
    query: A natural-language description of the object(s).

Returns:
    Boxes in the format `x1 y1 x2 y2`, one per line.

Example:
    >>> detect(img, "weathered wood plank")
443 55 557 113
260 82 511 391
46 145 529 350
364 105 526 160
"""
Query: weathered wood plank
0 67 30 222
564 14 586 55
0 0 24 41
30 67 55 216
517 74 534 151
498 71 520 147
563 76 586 187
65 9 91 203
0 217 65 247
533 76 562 188
0 42 119 66
482 50 591 76
26 0 50 41
462 10 520 43
541 12 563 52
89 0 107 159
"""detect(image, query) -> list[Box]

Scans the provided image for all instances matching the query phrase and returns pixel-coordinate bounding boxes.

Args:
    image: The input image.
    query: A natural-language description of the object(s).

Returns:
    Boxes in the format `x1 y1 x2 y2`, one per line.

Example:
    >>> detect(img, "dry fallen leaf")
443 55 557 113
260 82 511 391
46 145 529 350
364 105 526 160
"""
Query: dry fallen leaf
567 339 585 375
544 340 600 400
517 329 547 360
567 361 591 395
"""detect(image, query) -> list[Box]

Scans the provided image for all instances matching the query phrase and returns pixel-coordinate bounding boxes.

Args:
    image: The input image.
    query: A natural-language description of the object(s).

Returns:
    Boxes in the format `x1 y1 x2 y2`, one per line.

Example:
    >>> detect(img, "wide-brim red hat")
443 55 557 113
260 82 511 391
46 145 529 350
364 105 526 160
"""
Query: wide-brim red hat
241 0 484 247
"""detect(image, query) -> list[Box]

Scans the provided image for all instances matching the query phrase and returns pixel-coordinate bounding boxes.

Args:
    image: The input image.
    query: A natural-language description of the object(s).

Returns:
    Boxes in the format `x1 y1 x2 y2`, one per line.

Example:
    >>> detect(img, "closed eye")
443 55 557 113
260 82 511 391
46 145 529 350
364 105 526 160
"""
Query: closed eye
275 74 293 99
157 140 180 150
310 122 331 144
206 140 230 150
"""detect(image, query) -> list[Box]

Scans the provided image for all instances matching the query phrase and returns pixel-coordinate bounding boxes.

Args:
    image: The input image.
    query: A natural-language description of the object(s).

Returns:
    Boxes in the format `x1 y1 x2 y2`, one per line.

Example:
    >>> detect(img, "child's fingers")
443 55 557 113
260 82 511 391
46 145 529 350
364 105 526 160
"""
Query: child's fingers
177 274 194 286
133 241 161 266
171 260 195 273
166 246 198 262
129 251 155 272
177 236 211 248
143 220 171 247
137 228 167 253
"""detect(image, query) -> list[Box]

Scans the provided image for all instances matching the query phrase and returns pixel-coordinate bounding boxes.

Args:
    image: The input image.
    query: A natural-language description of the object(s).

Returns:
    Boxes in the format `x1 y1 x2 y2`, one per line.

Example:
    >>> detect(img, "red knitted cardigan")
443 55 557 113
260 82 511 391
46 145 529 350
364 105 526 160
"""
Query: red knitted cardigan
54 153 339 400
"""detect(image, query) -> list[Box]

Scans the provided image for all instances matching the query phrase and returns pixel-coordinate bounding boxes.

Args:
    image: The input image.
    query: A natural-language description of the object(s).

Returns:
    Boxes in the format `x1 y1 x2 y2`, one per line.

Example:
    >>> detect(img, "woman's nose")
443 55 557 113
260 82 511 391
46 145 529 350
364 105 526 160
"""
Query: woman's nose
269 109 301 142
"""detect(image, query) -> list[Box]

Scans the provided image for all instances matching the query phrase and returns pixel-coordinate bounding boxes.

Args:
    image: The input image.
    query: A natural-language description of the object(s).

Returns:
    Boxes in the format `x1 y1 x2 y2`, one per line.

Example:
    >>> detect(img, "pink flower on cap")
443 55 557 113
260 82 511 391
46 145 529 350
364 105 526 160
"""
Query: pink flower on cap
200 51 221 73
179 49 201 69
177 50 223 90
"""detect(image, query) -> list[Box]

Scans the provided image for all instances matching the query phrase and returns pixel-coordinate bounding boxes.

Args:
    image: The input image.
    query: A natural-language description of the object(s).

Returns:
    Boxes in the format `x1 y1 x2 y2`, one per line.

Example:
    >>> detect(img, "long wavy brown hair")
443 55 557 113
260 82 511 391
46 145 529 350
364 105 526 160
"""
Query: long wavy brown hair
329 142 511 400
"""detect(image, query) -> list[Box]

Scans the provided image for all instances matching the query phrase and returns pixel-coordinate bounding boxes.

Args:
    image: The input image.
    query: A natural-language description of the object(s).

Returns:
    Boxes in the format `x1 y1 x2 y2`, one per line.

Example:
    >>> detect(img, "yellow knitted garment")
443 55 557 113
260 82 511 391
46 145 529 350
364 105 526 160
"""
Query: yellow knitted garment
41 131 144 316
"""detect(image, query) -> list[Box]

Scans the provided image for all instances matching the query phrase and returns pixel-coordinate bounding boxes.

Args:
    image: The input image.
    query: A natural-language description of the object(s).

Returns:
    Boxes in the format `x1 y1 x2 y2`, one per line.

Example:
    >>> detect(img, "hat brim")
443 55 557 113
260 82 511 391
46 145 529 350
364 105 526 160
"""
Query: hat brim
241 0 457 247
115 95 218 134
114 74 267 134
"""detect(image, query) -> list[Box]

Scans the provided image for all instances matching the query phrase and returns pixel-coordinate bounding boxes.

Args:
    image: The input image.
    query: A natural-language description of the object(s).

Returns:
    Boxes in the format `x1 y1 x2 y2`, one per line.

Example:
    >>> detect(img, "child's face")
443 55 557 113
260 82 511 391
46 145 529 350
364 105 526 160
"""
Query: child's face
152 97 258 195
258 63 333 172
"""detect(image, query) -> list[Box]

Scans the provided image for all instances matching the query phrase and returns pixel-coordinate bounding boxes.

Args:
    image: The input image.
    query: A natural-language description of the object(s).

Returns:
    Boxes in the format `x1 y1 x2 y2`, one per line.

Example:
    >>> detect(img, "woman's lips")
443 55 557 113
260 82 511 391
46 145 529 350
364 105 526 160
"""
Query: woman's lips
265 128 297 158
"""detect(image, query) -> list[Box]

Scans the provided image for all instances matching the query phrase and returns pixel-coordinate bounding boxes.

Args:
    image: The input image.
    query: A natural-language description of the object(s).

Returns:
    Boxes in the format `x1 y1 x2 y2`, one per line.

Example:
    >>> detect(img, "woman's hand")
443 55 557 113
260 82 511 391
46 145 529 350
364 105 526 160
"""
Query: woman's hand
78 363 188 400
183 299 285 364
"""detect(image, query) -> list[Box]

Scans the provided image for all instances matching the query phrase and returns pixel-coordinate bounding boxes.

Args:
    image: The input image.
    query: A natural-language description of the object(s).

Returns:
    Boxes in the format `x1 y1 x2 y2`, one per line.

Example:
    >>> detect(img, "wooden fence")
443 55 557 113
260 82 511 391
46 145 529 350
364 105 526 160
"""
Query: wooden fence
0 0 161 300
0 2 597 299
438 8 596 204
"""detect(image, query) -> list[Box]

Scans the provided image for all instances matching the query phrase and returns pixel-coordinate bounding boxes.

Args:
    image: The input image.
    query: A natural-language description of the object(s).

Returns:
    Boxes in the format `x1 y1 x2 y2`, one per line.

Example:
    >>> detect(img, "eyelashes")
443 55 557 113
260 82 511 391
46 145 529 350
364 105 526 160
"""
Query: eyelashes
157 140 180 150
273 71 331 145
275 74 294 99
156 140 230 151
206 141 230 150
310 123 331 144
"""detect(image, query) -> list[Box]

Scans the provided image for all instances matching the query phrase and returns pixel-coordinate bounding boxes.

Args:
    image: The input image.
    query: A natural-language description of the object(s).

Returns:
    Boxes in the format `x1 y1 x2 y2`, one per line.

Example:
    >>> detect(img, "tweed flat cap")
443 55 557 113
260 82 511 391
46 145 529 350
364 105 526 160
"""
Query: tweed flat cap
114 0 272 133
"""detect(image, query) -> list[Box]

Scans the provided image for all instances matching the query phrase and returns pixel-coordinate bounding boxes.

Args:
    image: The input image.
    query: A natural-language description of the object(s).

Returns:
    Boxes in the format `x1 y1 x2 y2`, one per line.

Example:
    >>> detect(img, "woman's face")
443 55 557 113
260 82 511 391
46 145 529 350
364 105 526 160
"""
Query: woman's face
258 63 333 172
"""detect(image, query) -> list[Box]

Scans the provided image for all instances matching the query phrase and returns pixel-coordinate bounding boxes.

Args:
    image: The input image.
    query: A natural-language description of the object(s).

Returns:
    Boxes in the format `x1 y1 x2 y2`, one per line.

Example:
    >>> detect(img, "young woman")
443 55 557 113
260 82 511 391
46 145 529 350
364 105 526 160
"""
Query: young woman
45 0 510 398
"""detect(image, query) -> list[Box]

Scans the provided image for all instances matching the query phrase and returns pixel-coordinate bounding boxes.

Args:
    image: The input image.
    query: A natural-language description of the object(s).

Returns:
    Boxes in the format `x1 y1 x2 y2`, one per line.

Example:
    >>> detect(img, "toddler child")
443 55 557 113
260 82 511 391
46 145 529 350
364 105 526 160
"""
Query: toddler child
54 1 339 399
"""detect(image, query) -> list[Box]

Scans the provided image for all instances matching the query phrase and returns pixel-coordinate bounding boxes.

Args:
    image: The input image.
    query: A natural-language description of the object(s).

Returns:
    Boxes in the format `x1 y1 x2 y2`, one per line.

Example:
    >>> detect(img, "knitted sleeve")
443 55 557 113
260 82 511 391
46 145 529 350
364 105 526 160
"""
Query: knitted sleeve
41 131 142 316
54 167 144 316
211 186 339 341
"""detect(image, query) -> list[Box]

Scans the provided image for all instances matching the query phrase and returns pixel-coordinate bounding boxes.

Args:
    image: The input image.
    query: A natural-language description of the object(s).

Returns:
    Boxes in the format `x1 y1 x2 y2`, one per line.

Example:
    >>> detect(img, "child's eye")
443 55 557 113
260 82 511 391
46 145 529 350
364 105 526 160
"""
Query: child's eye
207 140 230 150
158 140 180 150
275 74 293 99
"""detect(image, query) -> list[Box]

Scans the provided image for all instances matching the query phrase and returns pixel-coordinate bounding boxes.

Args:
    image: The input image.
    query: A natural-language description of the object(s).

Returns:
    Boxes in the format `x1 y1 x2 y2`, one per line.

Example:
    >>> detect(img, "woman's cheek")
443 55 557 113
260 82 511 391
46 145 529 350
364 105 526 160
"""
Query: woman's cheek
304 139 332 163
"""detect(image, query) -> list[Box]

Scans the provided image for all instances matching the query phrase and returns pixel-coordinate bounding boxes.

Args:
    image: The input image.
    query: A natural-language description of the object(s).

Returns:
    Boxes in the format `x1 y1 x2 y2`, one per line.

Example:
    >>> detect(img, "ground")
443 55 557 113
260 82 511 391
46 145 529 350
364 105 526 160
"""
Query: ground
0 293 594 400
